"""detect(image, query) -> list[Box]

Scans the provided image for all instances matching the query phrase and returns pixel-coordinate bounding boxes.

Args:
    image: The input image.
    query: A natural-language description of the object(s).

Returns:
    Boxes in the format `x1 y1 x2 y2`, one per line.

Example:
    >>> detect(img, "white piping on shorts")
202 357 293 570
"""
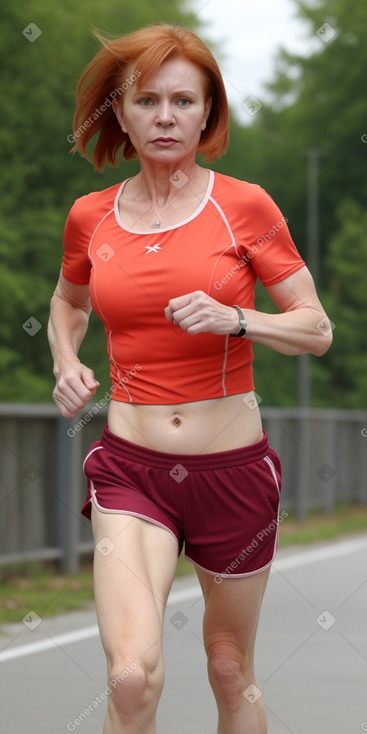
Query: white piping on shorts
263 454 281 496
187 453 282 578
82 444 104 473
186 554 276 579
89 482 179 546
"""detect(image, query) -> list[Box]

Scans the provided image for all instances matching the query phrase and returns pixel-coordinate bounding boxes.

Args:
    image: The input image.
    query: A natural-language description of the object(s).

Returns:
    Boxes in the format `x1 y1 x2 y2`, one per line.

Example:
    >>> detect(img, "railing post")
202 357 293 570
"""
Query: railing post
56 416 82 573
295 408 312 521
359 420 367 504
323 418 338 515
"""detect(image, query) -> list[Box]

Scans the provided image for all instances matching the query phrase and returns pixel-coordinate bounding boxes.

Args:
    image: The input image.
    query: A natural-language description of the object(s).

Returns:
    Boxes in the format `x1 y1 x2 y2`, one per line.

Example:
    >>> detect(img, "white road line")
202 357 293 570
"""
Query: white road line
272 534 367 571
0 585 201 663
0 625 100 663
0 535 366 663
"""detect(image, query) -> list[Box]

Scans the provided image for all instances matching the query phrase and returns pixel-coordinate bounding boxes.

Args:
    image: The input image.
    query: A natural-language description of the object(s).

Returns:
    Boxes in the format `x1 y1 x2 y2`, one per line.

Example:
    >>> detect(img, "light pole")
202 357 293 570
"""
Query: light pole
296 148 320 518
298 147 320 408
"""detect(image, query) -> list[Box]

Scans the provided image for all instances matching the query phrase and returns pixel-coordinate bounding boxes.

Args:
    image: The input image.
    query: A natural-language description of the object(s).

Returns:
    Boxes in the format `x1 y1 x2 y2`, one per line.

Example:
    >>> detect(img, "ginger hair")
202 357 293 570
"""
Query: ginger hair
71 23 229 171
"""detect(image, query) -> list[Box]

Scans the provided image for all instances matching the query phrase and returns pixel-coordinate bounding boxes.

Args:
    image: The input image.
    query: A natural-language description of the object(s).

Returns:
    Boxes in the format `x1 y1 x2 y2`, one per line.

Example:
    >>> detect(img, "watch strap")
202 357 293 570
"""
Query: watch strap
230 305 247 337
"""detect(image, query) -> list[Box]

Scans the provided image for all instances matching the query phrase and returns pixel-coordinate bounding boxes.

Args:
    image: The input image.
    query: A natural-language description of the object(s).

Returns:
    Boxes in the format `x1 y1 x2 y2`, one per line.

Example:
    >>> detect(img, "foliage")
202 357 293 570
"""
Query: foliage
312 199 367 409
245 0 367 264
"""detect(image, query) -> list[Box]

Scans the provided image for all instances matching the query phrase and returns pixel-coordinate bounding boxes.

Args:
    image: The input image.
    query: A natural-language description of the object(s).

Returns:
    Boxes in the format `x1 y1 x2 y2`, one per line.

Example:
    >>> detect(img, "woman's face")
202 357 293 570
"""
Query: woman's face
113 56 212 166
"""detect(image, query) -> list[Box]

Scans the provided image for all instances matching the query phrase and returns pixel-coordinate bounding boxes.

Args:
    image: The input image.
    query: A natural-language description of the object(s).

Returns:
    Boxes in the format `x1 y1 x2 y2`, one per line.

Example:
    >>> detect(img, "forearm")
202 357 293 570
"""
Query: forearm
48 293 90 375
48 276 99 417
240 306 332 357
166 279 333 357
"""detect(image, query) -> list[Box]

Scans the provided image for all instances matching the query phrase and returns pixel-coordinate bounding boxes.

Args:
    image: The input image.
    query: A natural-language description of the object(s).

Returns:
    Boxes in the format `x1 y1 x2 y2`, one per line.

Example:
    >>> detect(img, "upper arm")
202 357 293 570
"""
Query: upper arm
266 265 325 316
61 197 92 286
53 272 91 313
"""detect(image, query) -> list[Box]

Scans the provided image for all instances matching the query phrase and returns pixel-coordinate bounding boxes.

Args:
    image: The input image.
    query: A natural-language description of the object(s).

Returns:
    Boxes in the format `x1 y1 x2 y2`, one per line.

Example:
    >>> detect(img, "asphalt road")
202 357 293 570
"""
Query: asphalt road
1 535 367 734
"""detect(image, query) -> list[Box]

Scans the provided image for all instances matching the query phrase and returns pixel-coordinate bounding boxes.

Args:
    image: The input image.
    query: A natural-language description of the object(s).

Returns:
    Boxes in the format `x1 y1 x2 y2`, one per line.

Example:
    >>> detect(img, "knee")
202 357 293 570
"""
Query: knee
207 643 248 711
108 655 162 721
109 656 146 702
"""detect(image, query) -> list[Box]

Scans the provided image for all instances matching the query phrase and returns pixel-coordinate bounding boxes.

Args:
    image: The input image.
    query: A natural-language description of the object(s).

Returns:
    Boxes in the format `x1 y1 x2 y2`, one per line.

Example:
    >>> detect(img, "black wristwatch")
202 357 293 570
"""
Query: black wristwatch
230 305 247 337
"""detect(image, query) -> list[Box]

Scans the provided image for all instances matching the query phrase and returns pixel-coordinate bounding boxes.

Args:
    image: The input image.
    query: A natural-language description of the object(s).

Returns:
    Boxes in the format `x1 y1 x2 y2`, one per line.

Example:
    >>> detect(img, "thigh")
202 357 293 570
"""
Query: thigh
91 504 179 668
196 566 271 658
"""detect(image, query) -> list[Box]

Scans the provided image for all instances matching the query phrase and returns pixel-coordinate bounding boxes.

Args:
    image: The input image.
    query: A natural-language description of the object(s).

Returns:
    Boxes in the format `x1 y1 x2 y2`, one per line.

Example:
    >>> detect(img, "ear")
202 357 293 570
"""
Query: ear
112 100 127 133
201 96 212 130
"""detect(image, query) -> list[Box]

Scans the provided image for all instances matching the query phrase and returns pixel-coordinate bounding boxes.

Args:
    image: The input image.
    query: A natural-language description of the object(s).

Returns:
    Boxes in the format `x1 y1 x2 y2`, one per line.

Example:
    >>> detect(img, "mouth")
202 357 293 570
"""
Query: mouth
153 137 178 142
152 137 178 146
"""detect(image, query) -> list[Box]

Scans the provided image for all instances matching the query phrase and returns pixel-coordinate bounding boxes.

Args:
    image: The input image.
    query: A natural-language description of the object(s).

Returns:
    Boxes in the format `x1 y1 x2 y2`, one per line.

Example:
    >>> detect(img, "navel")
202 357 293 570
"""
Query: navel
172 414 182 428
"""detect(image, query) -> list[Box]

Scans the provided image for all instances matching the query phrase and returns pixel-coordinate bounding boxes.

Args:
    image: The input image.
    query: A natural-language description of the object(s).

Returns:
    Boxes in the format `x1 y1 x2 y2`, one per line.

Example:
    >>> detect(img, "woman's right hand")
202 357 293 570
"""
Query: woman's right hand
53 359 100 418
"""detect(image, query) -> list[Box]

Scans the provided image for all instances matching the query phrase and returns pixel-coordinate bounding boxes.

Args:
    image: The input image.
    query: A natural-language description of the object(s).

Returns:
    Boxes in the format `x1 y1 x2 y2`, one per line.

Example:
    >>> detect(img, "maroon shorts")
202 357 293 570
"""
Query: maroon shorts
82 425 282 578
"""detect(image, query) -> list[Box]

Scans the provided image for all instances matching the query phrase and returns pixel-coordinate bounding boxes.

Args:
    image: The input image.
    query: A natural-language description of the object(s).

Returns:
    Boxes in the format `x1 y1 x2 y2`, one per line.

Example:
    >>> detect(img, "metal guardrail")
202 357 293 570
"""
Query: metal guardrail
1 404 366 572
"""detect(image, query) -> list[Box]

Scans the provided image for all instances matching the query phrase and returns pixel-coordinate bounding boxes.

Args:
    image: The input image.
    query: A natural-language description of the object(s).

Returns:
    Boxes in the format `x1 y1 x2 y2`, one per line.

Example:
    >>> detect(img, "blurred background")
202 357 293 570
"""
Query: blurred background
0 0 366 599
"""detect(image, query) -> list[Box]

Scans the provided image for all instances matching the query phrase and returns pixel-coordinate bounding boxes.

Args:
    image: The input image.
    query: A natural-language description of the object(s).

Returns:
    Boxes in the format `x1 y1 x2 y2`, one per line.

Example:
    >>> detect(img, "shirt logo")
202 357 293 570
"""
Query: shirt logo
144 243 161 254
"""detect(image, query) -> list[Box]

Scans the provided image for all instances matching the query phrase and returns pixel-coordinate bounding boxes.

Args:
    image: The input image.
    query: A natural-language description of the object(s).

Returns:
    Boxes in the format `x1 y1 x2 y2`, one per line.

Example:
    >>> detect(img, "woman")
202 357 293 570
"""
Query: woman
48 23 332 734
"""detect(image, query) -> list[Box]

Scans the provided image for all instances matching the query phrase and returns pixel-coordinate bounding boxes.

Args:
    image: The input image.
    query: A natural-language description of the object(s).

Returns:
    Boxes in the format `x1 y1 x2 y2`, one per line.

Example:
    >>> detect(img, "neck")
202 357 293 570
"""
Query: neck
136 158 202 207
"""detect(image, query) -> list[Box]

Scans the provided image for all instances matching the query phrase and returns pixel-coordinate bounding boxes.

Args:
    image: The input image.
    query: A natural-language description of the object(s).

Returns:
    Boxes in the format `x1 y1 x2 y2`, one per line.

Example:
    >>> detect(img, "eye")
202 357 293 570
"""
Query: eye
138 97 154 106
177 98 191 106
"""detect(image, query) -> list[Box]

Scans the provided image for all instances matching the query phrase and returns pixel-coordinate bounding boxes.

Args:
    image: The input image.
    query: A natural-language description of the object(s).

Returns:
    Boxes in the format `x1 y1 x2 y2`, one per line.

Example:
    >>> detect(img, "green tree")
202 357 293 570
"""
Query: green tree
312 199 367 409
247 0 367 274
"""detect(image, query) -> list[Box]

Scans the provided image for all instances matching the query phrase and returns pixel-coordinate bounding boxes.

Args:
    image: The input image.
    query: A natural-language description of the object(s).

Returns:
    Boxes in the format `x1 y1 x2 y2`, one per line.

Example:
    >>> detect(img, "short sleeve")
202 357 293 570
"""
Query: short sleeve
61 198 92 285
240 186 305 287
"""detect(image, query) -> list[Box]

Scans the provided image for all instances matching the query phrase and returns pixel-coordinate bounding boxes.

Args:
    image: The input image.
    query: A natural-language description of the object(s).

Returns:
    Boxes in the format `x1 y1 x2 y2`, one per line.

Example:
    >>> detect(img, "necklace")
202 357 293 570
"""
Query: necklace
149 196 170 230
150 201 164 229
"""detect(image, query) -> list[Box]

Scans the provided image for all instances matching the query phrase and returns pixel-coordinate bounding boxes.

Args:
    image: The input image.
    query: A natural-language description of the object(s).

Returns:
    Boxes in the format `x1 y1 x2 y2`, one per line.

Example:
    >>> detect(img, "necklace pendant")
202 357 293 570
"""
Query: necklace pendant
151 219 161 230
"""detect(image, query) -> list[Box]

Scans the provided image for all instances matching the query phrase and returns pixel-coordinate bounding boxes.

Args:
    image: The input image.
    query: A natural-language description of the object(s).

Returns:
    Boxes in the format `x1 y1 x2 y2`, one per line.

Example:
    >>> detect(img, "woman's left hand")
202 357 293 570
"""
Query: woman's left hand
165 290 240 336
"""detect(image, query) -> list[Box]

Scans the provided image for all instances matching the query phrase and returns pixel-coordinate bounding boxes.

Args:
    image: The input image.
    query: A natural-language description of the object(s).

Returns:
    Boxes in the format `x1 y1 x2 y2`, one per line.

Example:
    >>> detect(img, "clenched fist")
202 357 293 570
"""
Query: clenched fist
165 290 240 336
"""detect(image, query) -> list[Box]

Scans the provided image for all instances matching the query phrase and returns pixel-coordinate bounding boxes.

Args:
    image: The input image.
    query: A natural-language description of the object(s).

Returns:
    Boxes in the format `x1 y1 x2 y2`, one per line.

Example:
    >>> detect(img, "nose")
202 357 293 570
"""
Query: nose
155 100 175 126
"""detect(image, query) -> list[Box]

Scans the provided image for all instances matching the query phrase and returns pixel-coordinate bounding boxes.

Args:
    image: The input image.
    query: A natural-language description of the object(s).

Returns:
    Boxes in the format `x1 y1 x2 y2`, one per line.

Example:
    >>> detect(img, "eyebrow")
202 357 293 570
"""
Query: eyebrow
134 89 198 97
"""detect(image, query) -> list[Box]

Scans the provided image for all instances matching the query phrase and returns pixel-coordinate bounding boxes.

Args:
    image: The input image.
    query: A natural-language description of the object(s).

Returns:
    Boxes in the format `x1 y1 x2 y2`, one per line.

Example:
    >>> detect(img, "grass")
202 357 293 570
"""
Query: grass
0 564 95 625
278 503 367 547
0 504 366 625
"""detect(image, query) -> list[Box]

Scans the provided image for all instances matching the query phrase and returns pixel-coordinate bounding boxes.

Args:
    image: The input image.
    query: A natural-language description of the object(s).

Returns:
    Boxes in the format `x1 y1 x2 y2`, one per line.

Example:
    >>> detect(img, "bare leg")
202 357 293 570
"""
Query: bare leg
196 566 271 734
91 505 179 734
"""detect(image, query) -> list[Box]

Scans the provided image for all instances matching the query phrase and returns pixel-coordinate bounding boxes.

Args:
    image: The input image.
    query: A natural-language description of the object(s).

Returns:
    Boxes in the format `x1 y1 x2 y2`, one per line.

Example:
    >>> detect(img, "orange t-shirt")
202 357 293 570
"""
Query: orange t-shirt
61 170 305 404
